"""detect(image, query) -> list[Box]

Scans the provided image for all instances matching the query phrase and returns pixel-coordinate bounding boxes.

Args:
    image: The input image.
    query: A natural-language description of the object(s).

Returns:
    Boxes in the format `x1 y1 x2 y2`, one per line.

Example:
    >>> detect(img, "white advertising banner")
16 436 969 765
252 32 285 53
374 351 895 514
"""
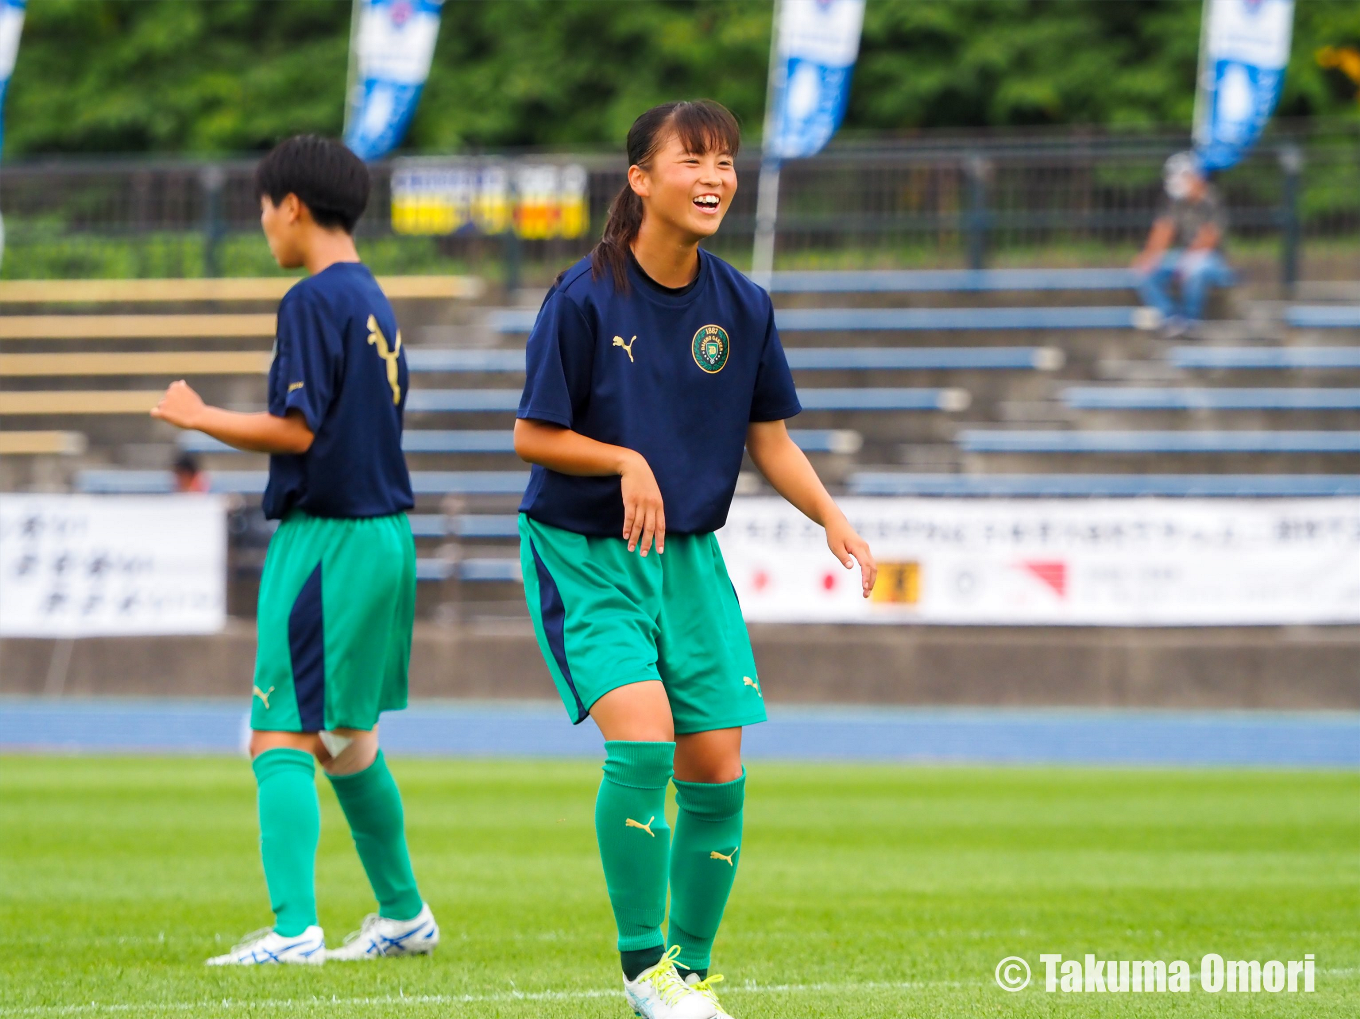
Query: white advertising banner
0 495 227 637
717 498 1360 626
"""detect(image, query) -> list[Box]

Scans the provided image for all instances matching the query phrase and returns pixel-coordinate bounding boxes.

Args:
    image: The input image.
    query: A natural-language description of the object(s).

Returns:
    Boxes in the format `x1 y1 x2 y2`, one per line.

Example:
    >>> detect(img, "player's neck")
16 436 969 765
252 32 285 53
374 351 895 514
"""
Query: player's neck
300 228 362 277
630 226 700 290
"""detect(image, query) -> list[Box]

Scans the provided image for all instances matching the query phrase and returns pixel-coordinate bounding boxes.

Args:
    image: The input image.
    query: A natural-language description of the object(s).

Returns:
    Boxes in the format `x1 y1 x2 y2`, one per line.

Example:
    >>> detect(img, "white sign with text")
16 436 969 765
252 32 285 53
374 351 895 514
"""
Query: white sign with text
717 497 1360 625
0 495 227 636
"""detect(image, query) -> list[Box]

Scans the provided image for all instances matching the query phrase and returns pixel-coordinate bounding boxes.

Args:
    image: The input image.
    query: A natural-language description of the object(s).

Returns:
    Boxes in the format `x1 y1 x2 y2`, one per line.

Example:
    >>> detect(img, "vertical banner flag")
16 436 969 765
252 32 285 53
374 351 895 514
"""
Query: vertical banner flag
0 0 24 267
765 0 866 159
0 0 22 153
344 0 443 161
1194 0 1295 172
752 0 864 282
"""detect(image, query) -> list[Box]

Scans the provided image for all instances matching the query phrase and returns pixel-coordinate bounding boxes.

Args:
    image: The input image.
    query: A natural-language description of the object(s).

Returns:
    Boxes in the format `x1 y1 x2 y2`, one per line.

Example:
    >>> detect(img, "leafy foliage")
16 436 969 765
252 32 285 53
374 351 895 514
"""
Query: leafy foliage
5 0 1359 157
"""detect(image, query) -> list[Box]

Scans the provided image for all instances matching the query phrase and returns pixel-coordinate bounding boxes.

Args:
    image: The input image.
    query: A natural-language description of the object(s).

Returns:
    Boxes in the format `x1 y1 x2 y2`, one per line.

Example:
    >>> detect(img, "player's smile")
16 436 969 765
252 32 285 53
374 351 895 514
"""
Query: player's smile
693 193 721 215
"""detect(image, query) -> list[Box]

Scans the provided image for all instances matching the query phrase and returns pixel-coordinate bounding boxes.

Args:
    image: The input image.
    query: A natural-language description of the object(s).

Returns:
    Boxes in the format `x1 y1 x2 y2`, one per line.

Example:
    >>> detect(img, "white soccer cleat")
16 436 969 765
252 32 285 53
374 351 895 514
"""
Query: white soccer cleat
685 972 734 1019
205 926 326 965
326 902 439 960
623 945 718 1019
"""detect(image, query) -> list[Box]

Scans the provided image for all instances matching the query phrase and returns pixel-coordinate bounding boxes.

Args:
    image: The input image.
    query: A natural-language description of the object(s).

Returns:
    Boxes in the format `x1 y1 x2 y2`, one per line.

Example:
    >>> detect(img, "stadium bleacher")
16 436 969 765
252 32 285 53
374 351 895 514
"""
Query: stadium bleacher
849 473 1360 497
764 268 1141 293
1062 386 1360 410
491 304 1155 333
1168 346 1360 370
1284 306 1360 329
956 430 1360 453
6 269 1359 605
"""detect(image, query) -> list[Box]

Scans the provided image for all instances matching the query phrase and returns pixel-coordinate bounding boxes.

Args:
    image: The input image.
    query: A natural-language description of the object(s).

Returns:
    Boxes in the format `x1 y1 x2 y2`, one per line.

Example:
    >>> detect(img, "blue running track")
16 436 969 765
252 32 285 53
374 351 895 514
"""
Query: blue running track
1 700 1356 767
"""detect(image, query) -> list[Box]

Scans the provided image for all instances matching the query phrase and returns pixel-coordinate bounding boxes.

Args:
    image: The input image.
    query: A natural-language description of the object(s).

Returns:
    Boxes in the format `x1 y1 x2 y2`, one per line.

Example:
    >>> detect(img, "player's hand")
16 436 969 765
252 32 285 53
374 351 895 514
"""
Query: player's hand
150 380 206 430
620 452 665 557
826 514 876 598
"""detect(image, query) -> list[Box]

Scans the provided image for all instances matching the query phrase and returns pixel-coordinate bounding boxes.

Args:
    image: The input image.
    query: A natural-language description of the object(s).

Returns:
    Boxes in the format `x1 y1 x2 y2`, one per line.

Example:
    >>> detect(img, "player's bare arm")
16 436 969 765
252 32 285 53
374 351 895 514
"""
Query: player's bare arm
746 418 877 598
513 418 665 555
152 378 314 455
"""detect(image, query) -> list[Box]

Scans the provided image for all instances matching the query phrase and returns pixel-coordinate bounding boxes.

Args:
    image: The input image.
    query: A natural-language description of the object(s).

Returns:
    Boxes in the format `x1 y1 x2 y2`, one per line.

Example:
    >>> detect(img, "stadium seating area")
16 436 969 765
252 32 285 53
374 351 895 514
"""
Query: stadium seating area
3 267 1358 619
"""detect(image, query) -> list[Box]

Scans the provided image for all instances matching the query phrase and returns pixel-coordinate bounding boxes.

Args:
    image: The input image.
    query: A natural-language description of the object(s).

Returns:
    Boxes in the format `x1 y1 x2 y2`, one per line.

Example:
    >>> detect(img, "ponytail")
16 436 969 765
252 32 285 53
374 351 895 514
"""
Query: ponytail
581 99 741 293
591 184 647 292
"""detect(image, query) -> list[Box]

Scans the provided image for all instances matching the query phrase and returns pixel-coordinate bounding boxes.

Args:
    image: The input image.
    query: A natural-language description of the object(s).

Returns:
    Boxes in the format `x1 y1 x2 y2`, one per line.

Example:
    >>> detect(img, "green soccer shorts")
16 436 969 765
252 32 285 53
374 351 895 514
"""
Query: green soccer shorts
251 510 416 733
518 513 767 733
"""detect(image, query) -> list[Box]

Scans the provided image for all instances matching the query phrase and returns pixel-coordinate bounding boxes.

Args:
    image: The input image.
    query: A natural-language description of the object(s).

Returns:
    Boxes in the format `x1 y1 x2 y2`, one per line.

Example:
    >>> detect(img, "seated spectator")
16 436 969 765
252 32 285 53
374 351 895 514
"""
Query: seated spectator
172 451 210 493
1133 152 1235 337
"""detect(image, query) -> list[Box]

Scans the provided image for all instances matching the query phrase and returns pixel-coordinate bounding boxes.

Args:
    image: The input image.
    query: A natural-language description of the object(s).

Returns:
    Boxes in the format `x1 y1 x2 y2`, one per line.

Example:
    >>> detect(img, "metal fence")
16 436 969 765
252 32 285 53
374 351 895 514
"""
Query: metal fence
1 120 1355 285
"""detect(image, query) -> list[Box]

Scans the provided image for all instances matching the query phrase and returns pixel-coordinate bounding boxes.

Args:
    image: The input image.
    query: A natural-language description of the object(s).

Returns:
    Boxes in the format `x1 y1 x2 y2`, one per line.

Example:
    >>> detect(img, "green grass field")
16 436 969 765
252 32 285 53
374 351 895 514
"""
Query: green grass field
1 757 1355 1018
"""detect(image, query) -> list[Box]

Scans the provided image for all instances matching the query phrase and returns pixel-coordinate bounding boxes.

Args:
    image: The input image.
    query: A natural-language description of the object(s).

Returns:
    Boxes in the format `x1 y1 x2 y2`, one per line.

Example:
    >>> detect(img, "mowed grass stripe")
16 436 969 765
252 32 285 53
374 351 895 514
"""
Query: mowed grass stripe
0 757 1355 1019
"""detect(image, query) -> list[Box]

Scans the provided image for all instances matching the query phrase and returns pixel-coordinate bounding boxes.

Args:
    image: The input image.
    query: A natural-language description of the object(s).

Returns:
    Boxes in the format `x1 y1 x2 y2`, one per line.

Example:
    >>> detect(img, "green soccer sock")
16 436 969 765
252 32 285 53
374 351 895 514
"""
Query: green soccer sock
252 748 321 937
667 769 746 973
596 740 675 953
326 750 424 922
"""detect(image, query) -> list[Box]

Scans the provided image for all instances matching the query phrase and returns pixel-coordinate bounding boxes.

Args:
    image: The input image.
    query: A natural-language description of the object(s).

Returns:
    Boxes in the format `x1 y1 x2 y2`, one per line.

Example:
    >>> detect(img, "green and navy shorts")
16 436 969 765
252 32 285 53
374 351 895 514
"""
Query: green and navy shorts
518 513 766 733
251 510 416 733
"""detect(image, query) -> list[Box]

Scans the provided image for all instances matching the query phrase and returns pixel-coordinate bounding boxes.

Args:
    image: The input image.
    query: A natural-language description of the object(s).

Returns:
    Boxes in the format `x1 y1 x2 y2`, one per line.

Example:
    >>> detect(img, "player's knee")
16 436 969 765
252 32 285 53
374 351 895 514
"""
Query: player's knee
319 729 379 775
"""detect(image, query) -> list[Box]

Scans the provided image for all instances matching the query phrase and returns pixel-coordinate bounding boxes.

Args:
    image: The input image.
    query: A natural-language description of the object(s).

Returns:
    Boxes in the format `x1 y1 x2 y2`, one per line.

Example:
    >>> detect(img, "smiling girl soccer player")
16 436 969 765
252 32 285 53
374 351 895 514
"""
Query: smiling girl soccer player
514 101 877 1019
151 136 437 965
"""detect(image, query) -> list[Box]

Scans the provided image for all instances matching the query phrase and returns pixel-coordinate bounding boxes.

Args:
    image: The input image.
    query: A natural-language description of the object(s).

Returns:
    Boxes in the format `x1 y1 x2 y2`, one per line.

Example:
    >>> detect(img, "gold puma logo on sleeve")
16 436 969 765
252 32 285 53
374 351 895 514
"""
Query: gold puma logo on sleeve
367 314 403 404
612 335 637 362
710 847 738 866
252 685 275 710
625 816 656 837
743 676 762 696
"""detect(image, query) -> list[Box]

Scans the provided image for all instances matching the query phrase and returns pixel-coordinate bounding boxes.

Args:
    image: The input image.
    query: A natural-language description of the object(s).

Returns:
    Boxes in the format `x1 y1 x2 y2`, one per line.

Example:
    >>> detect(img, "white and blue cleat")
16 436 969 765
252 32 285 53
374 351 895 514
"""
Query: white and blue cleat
326 902 439 960
205 926 326 965
623 946 718 1019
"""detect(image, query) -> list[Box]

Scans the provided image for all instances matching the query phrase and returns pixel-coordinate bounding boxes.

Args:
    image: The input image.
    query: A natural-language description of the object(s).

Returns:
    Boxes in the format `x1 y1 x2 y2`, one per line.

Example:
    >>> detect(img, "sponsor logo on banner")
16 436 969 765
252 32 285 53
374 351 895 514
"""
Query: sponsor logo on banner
391 159 589 239
716 497 1360 626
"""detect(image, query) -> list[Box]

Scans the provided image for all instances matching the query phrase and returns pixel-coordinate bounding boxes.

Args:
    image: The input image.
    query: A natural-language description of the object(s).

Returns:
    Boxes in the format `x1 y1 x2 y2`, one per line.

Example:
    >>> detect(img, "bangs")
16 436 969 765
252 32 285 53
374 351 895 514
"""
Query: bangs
666 100 741 158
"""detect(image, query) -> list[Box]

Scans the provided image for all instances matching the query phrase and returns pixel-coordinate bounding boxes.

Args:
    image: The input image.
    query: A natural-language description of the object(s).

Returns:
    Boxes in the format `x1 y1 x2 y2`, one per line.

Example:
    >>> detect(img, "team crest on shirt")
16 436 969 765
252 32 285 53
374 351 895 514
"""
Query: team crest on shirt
692 324 730 374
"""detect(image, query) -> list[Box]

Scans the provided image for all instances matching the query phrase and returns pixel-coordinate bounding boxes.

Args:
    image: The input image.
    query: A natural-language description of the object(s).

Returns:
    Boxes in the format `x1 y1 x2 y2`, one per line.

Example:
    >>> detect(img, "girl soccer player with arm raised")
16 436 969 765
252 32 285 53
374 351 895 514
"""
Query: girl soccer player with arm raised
513 100 876 1019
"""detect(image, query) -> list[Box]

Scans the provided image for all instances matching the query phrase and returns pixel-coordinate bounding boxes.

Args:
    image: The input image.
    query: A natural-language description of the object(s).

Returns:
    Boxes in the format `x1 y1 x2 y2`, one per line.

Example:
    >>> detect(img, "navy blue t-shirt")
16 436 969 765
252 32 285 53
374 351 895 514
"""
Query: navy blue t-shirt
517 250 801 536
262 262 414 520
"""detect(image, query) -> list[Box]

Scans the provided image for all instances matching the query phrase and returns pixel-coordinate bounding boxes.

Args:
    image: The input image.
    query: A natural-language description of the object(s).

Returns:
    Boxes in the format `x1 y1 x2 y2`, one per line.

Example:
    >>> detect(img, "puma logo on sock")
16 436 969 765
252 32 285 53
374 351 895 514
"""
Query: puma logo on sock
625 816 656 837
710 847 738 866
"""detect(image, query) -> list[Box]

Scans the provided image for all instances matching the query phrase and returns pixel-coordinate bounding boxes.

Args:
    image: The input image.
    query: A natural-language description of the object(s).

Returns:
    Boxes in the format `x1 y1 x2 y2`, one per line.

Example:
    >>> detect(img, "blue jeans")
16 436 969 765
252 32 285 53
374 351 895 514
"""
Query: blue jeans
1136 250 1235 321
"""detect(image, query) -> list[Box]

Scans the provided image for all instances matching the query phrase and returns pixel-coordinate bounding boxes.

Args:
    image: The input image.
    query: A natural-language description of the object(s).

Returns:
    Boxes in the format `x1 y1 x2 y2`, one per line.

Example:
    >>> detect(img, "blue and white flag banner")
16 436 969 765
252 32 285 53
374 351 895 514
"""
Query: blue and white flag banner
765 0 865 160
1194 0 1294 172
0 0 25 155
344 0 443 161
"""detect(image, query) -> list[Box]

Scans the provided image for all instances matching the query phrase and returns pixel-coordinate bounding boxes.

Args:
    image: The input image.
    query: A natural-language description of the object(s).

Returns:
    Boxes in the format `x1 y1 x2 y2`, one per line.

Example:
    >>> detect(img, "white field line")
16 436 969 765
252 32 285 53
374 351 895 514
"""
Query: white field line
0 980 968 1017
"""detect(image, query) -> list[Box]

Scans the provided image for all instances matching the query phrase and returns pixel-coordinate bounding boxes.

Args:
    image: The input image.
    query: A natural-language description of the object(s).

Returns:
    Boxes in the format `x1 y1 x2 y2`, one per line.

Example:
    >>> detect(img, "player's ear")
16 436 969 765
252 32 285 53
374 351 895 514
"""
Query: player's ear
282 193 304 225
627 164 650 200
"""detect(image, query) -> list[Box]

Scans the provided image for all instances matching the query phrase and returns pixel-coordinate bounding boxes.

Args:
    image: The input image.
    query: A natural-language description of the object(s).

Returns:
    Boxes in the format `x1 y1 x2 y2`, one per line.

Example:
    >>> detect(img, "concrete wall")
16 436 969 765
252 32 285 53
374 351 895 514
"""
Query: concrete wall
4 622 1357 709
